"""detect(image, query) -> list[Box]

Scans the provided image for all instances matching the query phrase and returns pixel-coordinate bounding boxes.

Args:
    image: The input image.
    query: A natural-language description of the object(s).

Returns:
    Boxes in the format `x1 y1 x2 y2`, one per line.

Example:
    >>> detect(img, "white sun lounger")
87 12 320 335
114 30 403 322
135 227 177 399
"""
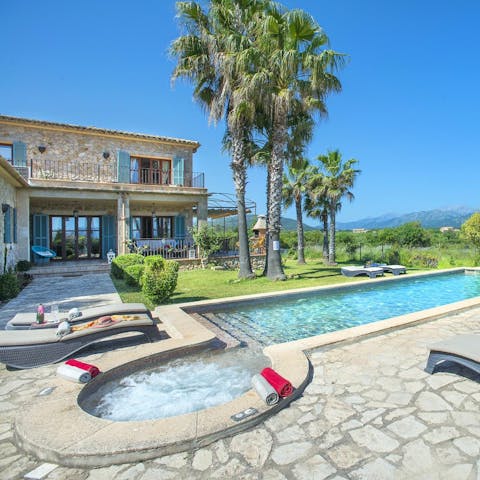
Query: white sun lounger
381 264 406 275
340 266 384 279
425 334 480 376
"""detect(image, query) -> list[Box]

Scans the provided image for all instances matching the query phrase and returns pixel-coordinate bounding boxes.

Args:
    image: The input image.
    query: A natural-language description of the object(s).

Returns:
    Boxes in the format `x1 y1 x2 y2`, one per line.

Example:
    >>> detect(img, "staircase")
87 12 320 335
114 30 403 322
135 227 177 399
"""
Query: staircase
29 260 111 277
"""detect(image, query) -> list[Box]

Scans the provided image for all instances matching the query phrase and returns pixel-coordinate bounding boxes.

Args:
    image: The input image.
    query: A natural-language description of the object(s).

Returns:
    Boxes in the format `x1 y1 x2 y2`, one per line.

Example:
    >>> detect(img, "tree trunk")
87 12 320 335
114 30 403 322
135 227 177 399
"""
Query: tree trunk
328 204 336 264
231 136 254 279
262 166 271 277
266 110 287 281
295 195 306 264
322 211 329 259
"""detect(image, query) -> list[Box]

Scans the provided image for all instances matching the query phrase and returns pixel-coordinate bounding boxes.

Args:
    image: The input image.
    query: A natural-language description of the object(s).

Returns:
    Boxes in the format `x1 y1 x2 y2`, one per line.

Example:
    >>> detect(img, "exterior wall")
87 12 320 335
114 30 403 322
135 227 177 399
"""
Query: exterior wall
0 123 195 183
0 173 29 271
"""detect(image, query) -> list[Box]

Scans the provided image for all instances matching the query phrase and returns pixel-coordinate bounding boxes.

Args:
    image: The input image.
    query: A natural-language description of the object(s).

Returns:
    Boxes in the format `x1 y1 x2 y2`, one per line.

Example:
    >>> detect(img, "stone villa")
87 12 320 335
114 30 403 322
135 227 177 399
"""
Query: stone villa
0 115 208 271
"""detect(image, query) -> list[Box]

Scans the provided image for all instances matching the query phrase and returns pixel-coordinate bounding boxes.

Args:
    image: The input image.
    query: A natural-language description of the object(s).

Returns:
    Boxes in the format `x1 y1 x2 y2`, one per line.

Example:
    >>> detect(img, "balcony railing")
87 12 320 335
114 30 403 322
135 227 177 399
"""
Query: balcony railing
29 158 205 188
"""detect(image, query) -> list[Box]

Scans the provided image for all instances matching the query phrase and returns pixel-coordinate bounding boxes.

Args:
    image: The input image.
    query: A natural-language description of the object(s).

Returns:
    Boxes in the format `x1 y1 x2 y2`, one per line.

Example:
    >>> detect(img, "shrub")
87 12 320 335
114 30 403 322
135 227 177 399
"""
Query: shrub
111 254 144 279
141 259 179 304
0 273 20 301
16 260 31 272
124 264 145 287
143 255 165 269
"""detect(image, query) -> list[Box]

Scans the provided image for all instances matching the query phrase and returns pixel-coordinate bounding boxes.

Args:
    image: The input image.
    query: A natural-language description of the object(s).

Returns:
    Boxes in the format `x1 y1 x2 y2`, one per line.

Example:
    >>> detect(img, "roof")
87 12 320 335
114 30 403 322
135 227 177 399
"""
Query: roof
0 156 29 188
0 115 200 150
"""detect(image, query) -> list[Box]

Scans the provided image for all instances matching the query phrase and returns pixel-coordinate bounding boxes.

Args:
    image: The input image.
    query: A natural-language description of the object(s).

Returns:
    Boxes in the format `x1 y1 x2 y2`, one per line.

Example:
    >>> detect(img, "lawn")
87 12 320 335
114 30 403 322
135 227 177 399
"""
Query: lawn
111 259 425 308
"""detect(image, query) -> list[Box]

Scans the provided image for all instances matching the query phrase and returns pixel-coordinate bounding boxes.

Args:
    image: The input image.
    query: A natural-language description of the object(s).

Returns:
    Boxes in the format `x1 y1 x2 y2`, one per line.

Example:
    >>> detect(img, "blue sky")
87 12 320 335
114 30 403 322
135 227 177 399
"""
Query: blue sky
1 0 479 222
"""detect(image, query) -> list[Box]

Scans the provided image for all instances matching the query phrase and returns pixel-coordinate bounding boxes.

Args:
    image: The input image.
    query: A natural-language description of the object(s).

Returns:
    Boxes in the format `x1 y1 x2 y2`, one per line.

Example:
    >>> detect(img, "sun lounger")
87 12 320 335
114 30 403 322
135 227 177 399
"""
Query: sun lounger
6 303 151 330
0 314 167 369
381 264 406 275
340 266 384 279
425 334 480 376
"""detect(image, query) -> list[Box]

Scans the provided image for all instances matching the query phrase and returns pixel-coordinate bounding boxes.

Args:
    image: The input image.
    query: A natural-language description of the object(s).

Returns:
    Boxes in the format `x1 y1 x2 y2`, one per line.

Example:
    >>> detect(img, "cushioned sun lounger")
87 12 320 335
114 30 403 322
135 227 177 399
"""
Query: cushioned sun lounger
6 303 151 330
0 314 167 369
340 266 384 279
381 264 407 275
425 334 480 376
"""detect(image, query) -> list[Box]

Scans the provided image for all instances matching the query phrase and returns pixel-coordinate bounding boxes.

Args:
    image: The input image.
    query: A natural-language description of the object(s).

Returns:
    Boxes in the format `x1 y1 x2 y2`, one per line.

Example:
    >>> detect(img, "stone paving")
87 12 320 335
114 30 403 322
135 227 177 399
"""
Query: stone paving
0 275 480 479
0 273 120 329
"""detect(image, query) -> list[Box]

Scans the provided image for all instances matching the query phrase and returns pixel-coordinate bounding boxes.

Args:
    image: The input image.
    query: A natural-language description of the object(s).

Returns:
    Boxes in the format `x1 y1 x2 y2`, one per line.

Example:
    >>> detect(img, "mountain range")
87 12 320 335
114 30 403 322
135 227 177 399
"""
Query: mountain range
214 207 478 231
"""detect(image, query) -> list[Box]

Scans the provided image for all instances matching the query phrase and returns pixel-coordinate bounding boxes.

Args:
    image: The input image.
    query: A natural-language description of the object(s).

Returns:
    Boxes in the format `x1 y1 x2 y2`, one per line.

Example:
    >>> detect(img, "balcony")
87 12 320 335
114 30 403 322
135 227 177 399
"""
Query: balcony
28 158 205 188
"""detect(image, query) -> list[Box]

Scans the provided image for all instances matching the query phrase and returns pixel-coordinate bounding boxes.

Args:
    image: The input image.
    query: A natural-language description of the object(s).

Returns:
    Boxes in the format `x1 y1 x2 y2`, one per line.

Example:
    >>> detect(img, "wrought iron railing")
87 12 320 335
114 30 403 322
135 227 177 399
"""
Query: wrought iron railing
131 238 197 259
30 158 116 183
29 158 205 188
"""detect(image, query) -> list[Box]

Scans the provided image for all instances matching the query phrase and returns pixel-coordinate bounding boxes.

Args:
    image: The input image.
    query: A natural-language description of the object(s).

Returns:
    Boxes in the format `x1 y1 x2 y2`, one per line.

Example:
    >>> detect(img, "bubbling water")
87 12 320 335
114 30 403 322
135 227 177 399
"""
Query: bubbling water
85 348 267 421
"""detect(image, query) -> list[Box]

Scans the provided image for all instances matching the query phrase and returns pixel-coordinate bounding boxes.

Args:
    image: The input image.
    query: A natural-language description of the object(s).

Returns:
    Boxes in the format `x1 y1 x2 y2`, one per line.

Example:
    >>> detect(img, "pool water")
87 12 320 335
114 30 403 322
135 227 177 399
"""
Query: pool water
211 272 480 345
83 347 267 421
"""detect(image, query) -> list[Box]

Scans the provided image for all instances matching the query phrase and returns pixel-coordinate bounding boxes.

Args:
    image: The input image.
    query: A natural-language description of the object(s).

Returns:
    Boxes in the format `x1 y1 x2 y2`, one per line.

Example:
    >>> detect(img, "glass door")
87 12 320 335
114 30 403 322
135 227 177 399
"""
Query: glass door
50 216 102 260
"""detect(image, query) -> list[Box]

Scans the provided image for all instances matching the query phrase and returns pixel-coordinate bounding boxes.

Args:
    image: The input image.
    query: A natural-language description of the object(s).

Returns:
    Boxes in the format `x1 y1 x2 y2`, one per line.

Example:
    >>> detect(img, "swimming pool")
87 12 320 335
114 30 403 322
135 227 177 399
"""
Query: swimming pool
206 271 480 346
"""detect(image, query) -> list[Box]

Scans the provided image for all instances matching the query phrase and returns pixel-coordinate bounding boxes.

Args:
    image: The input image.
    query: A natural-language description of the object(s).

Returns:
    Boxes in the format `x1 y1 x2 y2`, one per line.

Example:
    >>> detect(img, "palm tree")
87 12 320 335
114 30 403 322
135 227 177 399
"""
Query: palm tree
252 4 344 280
315 149 360 264
282 159 313 264
171 0 262 279
304 193 329 259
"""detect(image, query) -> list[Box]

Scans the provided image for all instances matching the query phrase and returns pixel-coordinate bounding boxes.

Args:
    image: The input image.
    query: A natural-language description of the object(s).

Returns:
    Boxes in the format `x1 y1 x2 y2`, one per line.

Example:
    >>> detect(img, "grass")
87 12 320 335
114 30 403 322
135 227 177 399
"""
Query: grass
111 258 427 308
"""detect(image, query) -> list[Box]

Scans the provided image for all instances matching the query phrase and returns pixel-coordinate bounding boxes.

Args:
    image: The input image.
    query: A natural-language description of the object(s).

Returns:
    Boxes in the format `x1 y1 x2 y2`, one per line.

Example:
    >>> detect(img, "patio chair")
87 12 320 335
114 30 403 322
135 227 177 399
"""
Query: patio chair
0 314 168 369
340 266 384 279
425 334 480 376
6 303 151 330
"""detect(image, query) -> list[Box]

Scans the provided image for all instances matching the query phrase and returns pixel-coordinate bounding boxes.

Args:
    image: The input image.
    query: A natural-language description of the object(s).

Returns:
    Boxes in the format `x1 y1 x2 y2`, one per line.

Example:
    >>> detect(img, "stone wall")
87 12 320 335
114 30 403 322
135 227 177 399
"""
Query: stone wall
178 255 266 271
0 123 195 183
0 176 21 271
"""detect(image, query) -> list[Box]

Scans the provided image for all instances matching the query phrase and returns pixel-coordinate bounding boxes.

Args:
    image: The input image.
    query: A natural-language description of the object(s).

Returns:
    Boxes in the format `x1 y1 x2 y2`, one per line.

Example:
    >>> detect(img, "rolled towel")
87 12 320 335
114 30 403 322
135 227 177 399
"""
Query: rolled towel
65 359 100 378
56 364 92 383
251 374 279 406
261 367 294 397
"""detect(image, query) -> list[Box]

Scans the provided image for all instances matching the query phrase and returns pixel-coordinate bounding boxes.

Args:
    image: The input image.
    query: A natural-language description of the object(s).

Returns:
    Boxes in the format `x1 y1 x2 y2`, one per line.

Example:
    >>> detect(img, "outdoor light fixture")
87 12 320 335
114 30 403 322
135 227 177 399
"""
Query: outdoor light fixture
73 209 79 218
1 204 9 214
103 151 110 159
38 145 46 153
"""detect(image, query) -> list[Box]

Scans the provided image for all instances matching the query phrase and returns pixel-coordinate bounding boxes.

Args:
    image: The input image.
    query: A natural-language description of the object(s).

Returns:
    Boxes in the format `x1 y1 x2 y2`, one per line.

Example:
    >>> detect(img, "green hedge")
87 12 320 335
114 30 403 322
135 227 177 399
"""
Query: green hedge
141 259 179 304
0 273 20 302
111 254 144 279
124 264 145 287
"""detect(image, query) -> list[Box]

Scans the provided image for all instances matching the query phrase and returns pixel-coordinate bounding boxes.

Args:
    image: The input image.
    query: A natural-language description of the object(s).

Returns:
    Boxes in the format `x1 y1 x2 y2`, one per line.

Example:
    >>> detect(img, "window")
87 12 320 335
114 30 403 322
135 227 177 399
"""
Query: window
130 156 171 185
0 143 12 163
131 216 173 239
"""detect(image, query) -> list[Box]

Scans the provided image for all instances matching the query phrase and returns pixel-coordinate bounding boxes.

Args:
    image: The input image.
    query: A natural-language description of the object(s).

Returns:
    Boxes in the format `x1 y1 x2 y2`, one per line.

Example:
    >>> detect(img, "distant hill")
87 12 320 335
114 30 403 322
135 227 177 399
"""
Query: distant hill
336 207 478 230
213 207 478 231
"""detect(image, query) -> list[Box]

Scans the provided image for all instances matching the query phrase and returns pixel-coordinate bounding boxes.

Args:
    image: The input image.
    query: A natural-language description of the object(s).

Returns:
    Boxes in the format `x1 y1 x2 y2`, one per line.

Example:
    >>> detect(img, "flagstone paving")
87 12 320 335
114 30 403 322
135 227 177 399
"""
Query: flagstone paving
0 275 479 479
0 273 120 329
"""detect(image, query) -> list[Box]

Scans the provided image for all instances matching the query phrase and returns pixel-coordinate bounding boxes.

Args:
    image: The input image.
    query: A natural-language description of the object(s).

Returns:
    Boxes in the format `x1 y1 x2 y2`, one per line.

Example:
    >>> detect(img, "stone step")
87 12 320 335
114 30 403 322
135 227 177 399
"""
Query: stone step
29 261 111 278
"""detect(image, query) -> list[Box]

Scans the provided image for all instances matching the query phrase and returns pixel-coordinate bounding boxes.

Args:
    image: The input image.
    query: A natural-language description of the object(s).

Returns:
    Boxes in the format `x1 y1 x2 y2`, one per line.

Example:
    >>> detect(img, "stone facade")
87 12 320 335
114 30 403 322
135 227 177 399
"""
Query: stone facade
0 158 29 271
0 121 196 184
0 116 208 261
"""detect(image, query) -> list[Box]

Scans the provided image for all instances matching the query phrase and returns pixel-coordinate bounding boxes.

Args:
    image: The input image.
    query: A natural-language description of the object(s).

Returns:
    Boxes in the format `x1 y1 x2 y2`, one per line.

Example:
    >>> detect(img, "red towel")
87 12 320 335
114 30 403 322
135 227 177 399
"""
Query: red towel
65 359 100 378
261 367 293 397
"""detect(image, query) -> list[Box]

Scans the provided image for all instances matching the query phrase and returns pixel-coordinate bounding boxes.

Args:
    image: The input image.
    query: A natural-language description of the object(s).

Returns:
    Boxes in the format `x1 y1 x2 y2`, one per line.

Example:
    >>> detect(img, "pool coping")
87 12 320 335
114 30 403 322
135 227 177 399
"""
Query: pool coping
13 267 480 467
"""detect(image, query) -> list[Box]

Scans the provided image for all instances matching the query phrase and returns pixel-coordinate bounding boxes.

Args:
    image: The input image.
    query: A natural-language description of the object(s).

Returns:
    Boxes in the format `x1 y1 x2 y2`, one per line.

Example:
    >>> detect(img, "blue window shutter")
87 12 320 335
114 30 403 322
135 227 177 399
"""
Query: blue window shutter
173 156 184 186
32 214 49 248
117 150 130 183
12 141 27 167
175 215 185 240
13 208 17 243
101 215 116 258
4 206 11 243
